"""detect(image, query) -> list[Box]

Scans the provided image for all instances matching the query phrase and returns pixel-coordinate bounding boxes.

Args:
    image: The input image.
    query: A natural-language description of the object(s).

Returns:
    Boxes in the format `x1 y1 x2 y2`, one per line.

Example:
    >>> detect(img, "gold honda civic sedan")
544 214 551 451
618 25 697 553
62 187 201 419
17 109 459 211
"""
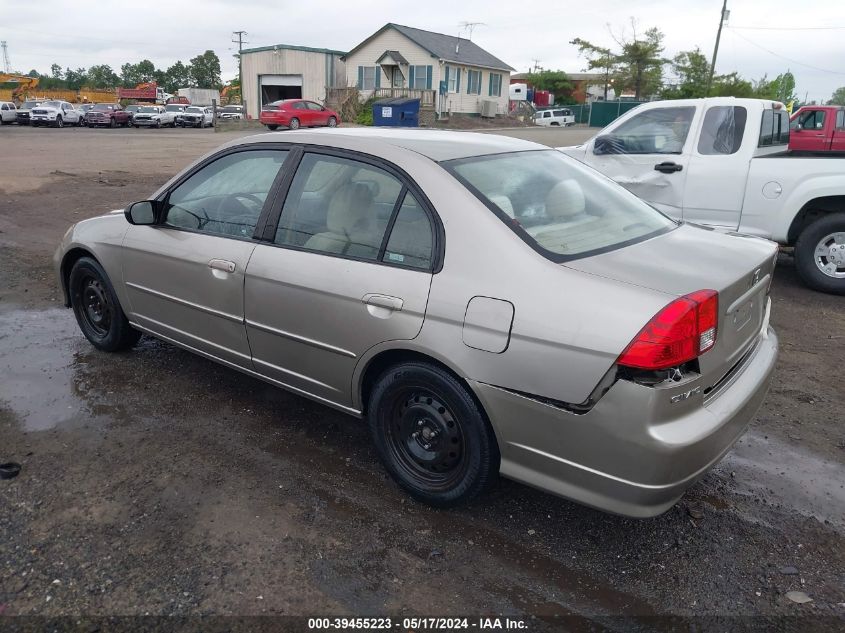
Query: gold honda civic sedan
55 129 779 516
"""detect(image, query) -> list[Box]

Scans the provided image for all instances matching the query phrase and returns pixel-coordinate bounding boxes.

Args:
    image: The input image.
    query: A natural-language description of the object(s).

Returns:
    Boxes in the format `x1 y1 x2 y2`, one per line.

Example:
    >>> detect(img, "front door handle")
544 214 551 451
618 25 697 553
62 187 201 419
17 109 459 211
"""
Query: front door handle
363 293 404 312
208 259 236 273
654 161 683 174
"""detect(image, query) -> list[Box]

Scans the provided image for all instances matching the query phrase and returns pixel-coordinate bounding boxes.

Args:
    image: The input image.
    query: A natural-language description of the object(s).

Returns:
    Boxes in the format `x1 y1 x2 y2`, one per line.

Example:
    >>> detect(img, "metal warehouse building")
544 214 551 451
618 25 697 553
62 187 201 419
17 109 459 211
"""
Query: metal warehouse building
240 44 347 119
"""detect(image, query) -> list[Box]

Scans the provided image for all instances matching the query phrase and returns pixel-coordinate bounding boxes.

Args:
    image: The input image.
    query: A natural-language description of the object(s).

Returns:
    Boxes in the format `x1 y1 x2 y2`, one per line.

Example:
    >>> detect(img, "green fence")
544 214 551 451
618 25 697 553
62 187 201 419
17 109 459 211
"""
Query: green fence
587 100 647 127
568 104 591 124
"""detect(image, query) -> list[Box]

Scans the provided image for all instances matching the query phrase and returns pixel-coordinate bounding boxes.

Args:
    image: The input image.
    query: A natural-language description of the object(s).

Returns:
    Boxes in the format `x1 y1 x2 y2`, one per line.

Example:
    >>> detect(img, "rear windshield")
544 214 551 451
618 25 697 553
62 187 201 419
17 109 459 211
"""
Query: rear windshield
759 109 790 146
445 150 675 261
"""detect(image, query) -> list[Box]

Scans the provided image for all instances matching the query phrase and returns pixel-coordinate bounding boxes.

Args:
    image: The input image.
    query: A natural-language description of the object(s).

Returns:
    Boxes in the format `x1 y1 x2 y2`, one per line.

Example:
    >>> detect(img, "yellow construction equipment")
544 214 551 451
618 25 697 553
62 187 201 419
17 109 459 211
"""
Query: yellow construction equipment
0 73 39 102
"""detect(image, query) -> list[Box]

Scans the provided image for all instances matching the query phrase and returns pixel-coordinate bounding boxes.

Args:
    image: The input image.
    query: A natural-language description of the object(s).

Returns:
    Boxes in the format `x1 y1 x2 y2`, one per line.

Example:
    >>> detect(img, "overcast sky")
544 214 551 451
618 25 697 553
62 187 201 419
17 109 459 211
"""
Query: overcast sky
4 0 845 103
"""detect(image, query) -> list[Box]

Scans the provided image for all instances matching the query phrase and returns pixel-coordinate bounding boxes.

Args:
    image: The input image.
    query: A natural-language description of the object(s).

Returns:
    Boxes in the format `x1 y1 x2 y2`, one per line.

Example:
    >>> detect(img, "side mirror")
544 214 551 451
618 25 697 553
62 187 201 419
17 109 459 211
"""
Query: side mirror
125 200 161 225
593 134 623 155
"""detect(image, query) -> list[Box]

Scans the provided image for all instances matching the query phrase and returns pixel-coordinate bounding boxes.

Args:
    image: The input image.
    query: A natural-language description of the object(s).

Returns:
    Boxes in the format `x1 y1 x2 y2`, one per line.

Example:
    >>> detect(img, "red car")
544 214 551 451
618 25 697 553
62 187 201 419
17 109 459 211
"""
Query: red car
259 99 339 131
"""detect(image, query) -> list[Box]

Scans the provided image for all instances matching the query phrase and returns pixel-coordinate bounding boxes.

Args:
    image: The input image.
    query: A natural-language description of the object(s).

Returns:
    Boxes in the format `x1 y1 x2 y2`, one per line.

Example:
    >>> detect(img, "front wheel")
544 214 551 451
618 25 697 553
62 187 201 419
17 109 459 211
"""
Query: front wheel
327 116 337 128
55 116 63 128
69 257 141 351
288 117 300 130
795 212 845 295
367 362 499 507
109 118 116 128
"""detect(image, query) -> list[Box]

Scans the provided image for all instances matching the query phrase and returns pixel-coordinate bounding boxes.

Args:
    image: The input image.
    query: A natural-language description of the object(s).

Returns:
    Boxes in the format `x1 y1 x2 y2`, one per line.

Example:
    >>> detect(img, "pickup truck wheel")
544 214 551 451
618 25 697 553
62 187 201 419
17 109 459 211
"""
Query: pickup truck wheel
367 362 499 507
795 212 845 295
55 116 63 128
109 118 116 128
155 120 161 128
69 257 142 352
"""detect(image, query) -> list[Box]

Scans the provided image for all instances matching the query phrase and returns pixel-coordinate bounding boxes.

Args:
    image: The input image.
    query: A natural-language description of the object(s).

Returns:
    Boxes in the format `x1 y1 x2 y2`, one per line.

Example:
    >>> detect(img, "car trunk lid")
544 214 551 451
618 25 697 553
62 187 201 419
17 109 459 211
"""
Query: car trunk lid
564 223 778 382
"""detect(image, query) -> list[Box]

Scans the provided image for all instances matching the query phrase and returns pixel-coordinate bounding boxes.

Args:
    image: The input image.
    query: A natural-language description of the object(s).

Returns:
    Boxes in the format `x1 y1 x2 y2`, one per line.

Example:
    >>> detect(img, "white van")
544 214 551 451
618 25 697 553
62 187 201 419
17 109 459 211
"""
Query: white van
534 108 575 127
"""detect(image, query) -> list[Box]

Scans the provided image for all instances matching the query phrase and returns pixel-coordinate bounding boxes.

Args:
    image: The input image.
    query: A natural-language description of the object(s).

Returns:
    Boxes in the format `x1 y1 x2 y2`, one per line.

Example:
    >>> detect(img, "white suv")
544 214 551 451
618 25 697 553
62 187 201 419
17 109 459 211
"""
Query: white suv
534 108 575 127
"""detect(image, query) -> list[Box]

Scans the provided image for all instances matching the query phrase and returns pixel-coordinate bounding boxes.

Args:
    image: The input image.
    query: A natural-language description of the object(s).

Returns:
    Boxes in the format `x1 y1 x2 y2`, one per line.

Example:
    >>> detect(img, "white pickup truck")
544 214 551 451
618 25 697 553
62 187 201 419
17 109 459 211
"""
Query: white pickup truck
559 97 845 295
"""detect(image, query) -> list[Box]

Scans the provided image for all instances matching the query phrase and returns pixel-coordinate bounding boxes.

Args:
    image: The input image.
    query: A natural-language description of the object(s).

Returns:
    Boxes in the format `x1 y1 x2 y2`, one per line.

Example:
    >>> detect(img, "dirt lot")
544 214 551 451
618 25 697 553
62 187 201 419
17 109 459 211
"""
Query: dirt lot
0 125 843 627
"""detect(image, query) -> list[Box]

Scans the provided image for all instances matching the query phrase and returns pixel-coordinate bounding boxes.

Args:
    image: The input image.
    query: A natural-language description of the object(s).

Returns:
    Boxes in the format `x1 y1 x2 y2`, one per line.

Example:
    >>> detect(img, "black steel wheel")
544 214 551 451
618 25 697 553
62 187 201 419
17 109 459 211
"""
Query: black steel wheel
69 257 141 352
368 362 499 506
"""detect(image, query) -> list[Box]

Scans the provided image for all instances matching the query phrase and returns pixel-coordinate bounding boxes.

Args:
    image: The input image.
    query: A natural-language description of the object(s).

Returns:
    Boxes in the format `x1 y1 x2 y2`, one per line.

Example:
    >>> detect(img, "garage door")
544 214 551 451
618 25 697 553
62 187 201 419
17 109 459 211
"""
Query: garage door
260 75 303 105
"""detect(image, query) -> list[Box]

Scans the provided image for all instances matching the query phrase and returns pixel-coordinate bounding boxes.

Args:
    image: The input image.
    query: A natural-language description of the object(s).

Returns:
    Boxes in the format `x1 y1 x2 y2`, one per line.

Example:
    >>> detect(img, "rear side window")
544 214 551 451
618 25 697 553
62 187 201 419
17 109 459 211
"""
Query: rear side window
837 110 845 130
697 106 747 155
759 110 790 146
595 106 695 155
447 150 675 261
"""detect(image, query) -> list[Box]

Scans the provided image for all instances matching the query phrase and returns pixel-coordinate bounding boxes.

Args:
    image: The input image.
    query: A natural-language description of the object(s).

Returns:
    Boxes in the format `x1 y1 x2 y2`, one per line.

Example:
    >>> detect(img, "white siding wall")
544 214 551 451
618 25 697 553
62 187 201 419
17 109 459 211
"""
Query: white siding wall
344 30 437 97
241 48 346 119
440 63 510 116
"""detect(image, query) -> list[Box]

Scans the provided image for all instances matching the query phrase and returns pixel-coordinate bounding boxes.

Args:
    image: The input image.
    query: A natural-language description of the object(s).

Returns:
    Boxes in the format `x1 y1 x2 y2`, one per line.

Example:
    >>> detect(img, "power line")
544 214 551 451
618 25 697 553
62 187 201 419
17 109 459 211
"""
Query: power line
730 25 845 31
727 28 845 75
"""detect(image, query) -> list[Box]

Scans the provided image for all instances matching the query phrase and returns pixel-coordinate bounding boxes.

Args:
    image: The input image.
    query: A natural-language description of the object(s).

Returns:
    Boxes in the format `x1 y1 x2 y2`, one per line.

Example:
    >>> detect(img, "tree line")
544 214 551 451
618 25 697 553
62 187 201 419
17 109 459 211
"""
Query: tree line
528 21 840 106
15 50 223 94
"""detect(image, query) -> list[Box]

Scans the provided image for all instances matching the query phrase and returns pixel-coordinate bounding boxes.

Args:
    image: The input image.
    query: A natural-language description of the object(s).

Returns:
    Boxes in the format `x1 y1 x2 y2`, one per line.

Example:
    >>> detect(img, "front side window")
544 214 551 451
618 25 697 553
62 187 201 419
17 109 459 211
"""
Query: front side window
595 106 695 155
797 109 825 130
362 66 376 90
697 106 747 155
275 153 433 268
466 70 482 95
165 150 288 238
837 110 845 130
489 73 502 97
446 150 674 260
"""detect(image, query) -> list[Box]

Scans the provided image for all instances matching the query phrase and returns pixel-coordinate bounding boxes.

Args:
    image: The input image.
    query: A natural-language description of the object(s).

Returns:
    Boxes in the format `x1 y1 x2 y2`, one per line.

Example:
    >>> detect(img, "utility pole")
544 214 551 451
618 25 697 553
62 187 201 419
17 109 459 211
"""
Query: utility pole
1 41 10 74
232 30 248 108
705 0 729 97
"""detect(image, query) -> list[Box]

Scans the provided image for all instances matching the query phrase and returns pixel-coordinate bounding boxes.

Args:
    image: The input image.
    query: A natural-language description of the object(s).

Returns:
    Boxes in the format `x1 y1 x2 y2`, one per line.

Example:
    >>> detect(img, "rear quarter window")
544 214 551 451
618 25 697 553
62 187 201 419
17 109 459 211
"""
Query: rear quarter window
759 109 789 147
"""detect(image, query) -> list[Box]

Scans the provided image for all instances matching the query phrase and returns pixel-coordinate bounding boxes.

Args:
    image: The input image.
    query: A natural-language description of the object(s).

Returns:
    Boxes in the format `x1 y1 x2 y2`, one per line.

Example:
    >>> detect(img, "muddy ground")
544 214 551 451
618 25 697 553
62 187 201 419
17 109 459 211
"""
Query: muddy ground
0 126 843 627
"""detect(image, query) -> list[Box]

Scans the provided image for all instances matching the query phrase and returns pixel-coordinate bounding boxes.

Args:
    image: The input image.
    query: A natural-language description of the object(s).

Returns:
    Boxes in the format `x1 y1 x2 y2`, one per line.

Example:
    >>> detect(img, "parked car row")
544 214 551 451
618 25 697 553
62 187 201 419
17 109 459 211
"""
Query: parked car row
1 100 242 129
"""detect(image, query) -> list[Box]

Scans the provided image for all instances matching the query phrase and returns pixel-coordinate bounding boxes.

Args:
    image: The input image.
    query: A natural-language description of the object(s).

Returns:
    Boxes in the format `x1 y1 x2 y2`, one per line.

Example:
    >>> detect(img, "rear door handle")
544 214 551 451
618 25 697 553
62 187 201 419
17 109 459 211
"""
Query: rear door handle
363 293 404 311
654 161 683 174
208 259 236 273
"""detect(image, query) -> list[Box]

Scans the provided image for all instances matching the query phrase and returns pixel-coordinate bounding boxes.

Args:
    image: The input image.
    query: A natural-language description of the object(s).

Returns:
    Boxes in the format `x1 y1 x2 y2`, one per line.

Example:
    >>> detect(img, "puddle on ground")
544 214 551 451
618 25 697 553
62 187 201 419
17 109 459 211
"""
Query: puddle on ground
0 307 94 431
720 430 845 530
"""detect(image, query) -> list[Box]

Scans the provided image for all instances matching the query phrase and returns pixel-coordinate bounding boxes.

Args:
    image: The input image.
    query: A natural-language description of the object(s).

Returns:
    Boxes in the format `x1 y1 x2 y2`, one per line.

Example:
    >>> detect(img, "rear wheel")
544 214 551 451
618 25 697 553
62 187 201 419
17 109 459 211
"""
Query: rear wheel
367 362 499 506
69 257 141 352
266 124 278 131
288 117 300 130
327 116 337 128
795 212 845 295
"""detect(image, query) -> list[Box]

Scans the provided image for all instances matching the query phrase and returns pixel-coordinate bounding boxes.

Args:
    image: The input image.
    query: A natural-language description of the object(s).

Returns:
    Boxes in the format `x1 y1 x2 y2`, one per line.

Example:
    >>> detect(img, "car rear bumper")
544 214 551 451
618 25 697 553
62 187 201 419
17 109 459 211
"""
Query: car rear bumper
472 325 779 517
260 114 291 126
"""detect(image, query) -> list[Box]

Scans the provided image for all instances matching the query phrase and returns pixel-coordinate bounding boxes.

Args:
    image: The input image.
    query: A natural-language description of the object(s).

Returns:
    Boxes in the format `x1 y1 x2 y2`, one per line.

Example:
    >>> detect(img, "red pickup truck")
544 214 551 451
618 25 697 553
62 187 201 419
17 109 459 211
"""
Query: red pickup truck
789 105 845 152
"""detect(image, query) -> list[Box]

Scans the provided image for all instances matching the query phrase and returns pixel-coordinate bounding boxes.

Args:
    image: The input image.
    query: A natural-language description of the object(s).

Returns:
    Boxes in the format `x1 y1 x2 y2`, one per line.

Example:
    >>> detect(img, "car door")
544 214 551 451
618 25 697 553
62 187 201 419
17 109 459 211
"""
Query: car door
790 109 827 151
681 104 751 229
121 146 291 368
580 104 698 219
244 149 438 408
306 101 326 125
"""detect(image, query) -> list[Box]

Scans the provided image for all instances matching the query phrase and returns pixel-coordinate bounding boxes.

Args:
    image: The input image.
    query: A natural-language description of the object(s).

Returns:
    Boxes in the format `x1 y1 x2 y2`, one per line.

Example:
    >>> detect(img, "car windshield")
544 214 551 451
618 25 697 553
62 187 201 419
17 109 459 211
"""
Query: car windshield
186 107 203 113
221 106 242 112
92 104 114 111
445 150 675 260
165 105 184 112
22 101 39 108
41 101 62 108
126 105 140 111
138 106 158 113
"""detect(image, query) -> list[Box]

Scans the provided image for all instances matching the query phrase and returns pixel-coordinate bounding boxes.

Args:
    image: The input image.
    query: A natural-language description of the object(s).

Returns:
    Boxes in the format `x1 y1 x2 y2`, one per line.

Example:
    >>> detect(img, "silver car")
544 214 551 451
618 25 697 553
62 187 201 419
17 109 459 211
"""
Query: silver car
54 129 779 516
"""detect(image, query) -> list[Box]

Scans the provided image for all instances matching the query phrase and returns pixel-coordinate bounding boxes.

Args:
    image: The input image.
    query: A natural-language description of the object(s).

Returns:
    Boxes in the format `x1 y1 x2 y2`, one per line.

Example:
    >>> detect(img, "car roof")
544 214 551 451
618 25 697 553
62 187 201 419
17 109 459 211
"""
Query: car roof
233 128 545 162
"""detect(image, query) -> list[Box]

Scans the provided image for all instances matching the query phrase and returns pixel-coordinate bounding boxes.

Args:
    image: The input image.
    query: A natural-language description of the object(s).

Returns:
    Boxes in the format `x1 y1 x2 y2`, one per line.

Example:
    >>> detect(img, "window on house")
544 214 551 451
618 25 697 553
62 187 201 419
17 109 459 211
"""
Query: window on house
466 70 482 95
489 73 502 97
412 65 429 90
447 66 458 93
362 66 376 90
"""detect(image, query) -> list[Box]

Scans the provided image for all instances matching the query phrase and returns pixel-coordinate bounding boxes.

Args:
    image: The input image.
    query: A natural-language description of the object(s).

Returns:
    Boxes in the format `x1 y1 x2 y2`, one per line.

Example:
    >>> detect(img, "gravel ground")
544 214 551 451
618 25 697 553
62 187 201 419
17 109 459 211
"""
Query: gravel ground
0 125 843 628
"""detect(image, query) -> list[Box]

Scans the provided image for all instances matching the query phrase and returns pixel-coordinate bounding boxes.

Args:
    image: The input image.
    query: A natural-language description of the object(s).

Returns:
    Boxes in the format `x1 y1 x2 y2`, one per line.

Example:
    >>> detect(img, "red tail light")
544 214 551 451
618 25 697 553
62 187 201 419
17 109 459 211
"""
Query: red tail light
618 290 719 370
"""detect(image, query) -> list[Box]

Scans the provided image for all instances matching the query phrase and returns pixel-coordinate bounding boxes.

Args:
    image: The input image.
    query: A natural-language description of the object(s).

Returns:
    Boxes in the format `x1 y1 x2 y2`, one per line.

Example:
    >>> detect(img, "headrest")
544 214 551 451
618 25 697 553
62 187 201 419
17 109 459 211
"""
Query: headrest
545 180 586 220
488 194 515 218
326 182 374 235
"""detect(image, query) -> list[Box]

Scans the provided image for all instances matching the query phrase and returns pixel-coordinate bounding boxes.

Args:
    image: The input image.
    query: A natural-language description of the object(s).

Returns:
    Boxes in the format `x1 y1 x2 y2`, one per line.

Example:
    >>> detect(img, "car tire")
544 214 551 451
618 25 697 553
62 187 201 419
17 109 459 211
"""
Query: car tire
266 124 278 131
155 120 161 128
367 362 499 507
289 117 300 130
69 257 142 352
55 116 63 128
327 116 337 128
795 212 845 295
109 118 116 128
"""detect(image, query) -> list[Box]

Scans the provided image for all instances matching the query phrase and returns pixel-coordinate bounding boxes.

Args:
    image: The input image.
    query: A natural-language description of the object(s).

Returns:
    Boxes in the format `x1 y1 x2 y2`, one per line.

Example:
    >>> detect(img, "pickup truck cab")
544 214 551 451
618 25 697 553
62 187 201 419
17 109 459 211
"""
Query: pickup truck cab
789 105 845 153
30 100 83 127
86 103 131 128
560 97 845 294
132 105 177 128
